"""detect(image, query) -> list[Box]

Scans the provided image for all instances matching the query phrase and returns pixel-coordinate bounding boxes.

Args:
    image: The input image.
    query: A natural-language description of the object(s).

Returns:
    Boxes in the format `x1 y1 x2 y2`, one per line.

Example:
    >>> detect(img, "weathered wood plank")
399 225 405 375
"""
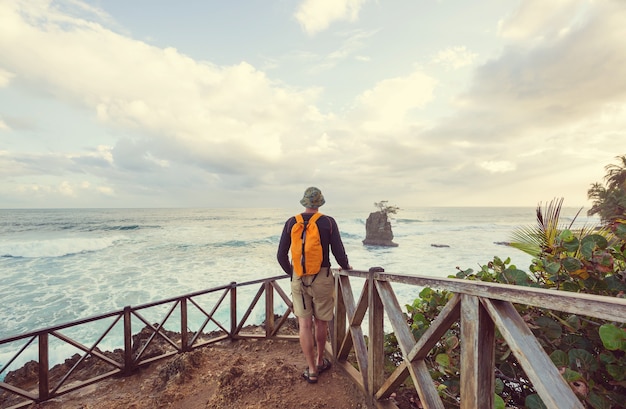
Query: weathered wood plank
334 273 347 357
337 275 357 360
375 273 626 323
460 295 494 409
378 294 461 399
270 280 292 307
353 279 370 327
338 275 369 389
377 364 409 400
264 282 274 338
375 281 415 357
408 360 445 409
482 299 584 409
369 275 385 395
233 283 265 334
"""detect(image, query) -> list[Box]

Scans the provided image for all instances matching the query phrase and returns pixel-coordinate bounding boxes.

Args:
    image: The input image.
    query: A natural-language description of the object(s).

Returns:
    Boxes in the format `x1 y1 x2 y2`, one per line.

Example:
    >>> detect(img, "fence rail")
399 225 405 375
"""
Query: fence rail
1 269 626 409
0 276 293 408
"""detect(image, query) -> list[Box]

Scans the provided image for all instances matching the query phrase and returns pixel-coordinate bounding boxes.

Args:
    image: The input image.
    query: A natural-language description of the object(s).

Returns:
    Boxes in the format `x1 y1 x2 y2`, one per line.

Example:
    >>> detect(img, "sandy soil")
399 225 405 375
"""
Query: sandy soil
25 338 371 409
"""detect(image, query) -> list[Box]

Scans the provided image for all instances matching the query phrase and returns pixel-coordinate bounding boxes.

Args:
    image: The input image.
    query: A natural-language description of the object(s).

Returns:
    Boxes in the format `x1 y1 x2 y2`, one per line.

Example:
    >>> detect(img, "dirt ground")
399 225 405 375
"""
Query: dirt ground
25 338 374 409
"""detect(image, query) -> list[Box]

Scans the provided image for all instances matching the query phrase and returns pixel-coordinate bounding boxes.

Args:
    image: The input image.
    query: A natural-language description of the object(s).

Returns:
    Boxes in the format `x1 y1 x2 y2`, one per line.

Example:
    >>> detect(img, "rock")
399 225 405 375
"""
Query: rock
363 211 398 247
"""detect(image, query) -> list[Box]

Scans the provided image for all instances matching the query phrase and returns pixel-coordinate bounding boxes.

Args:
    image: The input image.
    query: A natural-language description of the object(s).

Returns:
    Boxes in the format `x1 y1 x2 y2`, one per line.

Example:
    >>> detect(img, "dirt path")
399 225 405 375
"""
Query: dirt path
28 338 370 409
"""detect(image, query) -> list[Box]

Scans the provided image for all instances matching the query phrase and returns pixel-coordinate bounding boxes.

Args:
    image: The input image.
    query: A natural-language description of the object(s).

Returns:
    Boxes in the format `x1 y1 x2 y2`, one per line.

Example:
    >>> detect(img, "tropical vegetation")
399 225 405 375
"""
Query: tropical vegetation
588 155 626 225
386 156 626 408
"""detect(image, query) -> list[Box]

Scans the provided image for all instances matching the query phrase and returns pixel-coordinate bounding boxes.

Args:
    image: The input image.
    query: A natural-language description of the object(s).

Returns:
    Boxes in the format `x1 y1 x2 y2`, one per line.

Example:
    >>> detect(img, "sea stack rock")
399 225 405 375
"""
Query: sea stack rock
363 211 398 247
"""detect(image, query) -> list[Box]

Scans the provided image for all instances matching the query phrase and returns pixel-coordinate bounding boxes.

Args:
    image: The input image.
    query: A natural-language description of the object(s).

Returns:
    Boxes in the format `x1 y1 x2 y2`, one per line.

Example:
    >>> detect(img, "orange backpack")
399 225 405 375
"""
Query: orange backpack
290 213 324 277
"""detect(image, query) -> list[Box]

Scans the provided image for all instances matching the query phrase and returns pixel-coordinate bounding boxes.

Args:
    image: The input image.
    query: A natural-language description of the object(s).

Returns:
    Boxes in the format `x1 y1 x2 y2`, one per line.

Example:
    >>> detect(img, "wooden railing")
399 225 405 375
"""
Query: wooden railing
333 268 626 409
1 269 626 409
0 276 295 409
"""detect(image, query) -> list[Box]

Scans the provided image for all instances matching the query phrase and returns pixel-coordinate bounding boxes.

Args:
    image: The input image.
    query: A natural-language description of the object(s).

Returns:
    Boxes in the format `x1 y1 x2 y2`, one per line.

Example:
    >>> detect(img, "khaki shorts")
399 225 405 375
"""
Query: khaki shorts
291 267 335 321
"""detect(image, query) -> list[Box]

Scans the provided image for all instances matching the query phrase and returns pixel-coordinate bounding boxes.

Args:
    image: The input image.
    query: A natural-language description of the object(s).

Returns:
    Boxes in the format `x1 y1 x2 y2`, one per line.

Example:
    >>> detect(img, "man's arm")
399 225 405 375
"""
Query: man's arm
277 218 294 275
329 217 351 270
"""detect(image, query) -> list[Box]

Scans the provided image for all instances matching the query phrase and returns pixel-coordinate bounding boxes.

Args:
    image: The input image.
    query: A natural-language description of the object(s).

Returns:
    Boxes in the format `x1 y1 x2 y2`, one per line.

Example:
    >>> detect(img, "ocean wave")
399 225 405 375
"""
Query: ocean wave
395 218 423 223
0 236 121 258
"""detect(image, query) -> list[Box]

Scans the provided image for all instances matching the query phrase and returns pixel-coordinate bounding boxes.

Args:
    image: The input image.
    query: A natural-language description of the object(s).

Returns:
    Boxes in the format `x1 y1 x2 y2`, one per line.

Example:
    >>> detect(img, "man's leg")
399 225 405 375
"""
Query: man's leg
314 318 328 367
298 316 318 378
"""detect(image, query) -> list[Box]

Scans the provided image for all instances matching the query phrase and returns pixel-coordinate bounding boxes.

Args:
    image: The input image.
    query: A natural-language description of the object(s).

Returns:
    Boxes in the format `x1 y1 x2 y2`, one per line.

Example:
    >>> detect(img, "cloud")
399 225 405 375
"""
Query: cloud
352 69 437 134
0 68 13 87
432 46 478 70
0 1 335 178
307 29 377 73
0 0 624 208
295 0 367 35
498 0 589 45
429 0 626 143
480 160 516 173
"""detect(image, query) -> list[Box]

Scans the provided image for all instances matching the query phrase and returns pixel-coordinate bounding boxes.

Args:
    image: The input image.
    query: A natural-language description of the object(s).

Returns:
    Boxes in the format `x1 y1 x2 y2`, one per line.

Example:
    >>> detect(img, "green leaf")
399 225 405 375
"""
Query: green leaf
535 316 562 339
563 334 592 350
582 234 608 250
562 257 583 273
580 234 608 259
587 391 612 409
599 324 626 351
498 362 518 379
494 394 505 409
561 368 582 382
568 348 598 371
435 353 450 368
545 261 561 275
501 268 530 285
615 222 626 240
550 350 568 367
565 315 581 331
607 363 626 381
494 378 504 394
561 281 580 292
559 229 575 243
525 393 547 409
419 287 433 299
605 275 626 291
599 352 616 364
561 234 580 253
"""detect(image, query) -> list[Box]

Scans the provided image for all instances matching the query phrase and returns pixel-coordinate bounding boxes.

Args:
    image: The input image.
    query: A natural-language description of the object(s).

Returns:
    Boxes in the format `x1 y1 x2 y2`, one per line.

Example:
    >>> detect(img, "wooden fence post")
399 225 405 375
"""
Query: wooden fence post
38 332 49 402
230 282 237 339
368 267 385 400
181 298 189 351
333 271 346 359
265 281 274 338
123 306 133 375
460 294 495 409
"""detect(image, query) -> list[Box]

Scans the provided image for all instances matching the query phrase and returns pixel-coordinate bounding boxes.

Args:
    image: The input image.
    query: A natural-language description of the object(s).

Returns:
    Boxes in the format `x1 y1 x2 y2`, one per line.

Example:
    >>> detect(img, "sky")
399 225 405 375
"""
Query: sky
1 0 625 209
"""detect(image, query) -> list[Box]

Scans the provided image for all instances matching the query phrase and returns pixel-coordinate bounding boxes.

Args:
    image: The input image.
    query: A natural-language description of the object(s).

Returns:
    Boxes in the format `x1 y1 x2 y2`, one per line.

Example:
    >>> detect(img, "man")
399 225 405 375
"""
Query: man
277 187 352 384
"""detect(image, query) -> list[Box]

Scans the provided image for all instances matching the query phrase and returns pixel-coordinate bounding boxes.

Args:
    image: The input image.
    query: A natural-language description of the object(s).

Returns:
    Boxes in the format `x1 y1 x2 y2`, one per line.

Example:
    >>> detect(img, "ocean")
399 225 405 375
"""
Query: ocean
0 206 596 372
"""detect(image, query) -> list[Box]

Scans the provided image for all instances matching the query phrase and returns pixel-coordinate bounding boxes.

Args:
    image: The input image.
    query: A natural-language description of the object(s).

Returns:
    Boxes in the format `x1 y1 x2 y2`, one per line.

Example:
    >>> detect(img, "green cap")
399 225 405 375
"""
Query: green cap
299 187 325 208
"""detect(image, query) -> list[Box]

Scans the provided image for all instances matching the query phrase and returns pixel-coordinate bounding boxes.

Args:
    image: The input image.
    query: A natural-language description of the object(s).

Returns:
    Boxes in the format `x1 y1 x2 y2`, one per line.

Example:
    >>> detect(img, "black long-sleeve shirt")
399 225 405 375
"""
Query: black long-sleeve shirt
277 212 350 275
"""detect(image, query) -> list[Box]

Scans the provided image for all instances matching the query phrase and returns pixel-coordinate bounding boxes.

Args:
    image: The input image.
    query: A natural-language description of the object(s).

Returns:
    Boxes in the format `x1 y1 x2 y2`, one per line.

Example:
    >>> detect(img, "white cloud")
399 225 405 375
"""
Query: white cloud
295 0 367 35
0 1 333 168
432 46 478 70
354 69 437 133
308 29 377 73
0 68 13 87
480 160 516 173
0 0 624 208
59 181 75 197
498 0 589 45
